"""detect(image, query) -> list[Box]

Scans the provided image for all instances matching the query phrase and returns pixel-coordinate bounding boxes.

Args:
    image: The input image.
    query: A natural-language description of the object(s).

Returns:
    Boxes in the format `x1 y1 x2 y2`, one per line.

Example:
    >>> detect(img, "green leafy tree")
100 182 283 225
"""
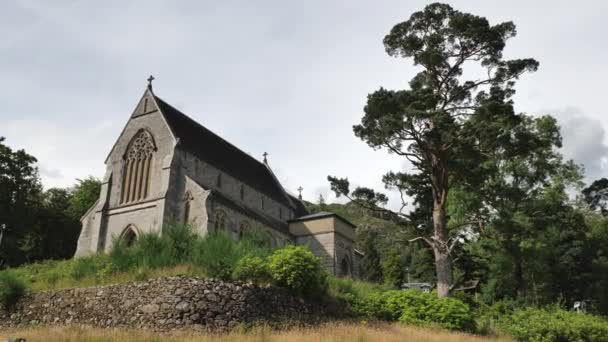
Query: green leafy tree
68 176 101 220
329 3 538 297
583 178 608 216
37 188 81 260
382 249 406 288
359 229 384 282
0 137 43 266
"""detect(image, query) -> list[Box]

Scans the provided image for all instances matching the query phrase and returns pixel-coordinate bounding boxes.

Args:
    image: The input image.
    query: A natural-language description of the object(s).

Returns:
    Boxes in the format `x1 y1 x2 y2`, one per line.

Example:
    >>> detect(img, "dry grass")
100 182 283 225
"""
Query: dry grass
0 323 511 342
26 264 205 292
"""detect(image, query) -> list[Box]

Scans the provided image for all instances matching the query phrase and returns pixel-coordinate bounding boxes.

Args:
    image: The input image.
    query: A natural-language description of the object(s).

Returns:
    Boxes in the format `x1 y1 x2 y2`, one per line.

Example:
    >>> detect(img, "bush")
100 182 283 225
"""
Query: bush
163 223 197 263
497 307 608 342
0 271 26 309
348 291 391 319
386 290 474 331
233 256 270 282
69 255 102 280
191 232 242 280
267 245 326 296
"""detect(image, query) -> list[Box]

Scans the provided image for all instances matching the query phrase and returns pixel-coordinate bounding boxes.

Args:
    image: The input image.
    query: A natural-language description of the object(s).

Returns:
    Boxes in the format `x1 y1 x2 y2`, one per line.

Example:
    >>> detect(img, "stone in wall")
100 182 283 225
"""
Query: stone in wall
0 276 340 332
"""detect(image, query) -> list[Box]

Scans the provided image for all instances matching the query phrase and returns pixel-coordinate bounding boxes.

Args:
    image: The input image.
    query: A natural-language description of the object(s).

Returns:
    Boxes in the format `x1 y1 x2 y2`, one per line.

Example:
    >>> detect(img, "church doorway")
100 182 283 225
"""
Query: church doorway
339 257 351 277
120 225 138 247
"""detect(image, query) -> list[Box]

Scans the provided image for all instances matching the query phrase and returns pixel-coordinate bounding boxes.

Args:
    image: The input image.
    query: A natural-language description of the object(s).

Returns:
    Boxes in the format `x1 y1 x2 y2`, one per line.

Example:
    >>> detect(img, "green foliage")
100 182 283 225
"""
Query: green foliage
381 250 406 288
69 255 104 280
0 271 26 309
497 307 608 342
376 290 474 331
67 176 101 220
358 230 383 283
233 256 270 283
190 231 242 280
328 276 392 319
267 245 326 296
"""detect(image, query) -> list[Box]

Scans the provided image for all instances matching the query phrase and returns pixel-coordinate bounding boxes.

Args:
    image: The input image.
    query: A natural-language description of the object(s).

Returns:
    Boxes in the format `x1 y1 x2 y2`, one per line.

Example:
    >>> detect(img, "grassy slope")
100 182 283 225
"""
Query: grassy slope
0 323 511 342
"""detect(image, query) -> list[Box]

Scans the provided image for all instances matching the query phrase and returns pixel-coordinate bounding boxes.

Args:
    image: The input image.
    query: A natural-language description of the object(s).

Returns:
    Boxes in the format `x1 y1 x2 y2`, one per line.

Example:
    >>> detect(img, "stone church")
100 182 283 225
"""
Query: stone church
75 80 359 277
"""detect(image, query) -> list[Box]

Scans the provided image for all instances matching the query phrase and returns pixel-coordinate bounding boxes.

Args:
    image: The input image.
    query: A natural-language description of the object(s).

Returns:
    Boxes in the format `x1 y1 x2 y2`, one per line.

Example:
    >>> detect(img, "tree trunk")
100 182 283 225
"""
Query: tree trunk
432 199 453 298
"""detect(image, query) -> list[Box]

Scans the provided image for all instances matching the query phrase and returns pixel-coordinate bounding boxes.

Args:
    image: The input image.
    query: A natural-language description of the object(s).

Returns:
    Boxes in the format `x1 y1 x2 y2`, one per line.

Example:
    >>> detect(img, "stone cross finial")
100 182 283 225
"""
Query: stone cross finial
263 152 268 164
147 75 155 91
297 186 303 200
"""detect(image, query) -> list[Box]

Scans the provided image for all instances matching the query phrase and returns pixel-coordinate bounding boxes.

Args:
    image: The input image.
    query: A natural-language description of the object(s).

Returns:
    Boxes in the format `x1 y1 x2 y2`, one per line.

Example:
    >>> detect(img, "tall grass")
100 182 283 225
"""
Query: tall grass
0 323 512 342
0 224 274 293
0 271 26 309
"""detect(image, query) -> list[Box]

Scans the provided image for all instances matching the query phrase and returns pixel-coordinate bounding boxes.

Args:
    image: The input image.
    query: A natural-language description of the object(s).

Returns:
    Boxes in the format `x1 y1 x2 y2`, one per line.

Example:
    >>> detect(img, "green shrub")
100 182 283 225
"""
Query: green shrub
363 290 475 331
239 227 274 255
191 232 242 280
69 255 101 280
329 276 356 297
327 276 394 319
0 271 26 309
267 245 327 296
163 223 197 263
233 256 270 282
497 307 608 342
347 291 390 319
109 238 137 272
132 232 174 268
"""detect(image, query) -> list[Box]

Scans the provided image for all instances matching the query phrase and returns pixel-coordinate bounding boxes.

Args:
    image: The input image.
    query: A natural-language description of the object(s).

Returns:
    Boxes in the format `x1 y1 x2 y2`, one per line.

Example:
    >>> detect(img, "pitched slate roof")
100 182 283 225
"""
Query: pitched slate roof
153 95 294 209
288 211 356 228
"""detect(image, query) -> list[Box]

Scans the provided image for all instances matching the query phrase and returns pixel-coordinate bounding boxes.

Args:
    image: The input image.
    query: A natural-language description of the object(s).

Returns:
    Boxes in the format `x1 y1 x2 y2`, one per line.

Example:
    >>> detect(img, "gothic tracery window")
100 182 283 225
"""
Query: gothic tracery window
120 130 155 204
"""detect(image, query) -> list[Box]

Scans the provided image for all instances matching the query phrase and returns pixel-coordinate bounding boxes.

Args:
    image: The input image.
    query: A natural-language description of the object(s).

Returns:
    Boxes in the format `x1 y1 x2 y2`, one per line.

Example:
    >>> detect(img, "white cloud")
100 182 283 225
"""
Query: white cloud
1 0 607 206
552 107 608 183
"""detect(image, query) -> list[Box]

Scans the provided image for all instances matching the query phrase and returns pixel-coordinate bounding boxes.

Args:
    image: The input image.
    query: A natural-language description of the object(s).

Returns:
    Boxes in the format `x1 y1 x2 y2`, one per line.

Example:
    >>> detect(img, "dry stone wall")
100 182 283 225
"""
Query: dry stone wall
0 276 336 332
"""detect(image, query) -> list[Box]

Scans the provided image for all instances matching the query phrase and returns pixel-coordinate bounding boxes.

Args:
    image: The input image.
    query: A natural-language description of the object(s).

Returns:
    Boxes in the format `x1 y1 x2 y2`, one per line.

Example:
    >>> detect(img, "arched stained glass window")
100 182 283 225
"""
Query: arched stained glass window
120 130 155 204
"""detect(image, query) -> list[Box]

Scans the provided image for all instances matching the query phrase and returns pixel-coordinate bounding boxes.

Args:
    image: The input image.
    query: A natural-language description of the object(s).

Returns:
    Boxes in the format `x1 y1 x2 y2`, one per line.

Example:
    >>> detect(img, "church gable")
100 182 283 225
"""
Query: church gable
103 88 177 209
131 89 159 118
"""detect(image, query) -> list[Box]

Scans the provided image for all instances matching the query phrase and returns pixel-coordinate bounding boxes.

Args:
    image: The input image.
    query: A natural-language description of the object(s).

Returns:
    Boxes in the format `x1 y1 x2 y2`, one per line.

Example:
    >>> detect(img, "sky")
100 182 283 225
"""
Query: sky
2 0 607 211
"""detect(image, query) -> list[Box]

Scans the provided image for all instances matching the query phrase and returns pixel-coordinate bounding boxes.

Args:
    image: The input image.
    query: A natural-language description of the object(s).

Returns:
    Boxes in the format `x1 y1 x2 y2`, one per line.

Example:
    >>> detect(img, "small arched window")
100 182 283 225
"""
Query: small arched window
214 210 226 233
121 130 155 204
216 173 223 188
120 225 138 247
261 196 265 210
240 185 245 201
238 221 250 239
183 191 193 225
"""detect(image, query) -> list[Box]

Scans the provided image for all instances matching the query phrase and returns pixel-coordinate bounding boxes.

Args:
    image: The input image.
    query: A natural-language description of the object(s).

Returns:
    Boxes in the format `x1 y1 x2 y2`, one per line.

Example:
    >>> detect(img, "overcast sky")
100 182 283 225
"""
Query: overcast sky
2 0 607 209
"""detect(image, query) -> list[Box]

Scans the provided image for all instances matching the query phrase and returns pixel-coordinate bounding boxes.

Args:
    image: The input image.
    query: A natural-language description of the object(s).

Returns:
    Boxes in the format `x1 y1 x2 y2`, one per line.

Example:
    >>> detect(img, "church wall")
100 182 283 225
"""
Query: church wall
207 200 291 246
295 232 335 275
102 204 160 252
174 149 294 237
159 148 292 245
334 233 358 278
